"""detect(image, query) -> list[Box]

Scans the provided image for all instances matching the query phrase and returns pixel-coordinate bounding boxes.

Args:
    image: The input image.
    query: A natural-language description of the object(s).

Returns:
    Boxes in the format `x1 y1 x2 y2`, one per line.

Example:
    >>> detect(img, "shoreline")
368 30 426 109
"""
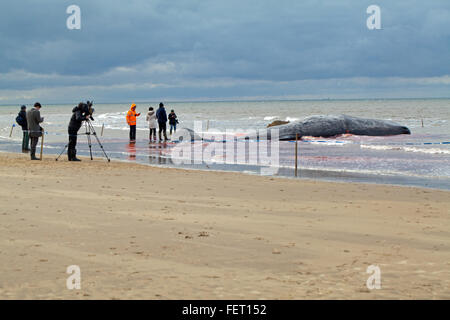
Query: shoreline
111 157 450 192
1 145 449 191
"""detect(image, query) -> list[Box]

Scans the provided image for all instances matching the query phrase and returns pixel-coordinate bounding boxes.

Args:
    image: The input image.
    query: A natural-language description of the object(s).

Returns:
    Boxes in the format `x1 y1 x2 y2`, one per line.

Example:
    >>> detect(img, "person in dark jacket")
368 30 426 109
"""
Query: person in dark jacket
168 109 178 135
156 102 168 141
26 102 44 160
67 102 93 161
16 105 30 152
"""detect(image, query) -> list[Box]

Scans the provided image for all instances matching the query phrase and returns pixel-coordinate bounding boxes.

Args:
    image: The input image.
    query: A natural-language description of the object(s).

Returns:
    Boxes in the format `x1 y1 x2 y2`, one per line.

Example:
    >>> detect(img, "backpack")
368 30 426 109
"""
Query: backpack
16 114 25 127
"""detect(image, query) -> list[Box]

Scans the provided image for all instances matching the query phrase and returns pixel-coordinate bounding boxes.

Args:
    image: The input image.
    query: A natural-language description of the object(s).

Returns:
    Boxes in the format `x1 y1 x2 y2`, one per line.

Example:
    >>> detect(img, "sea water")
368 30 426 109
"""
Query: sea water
1 99 449 189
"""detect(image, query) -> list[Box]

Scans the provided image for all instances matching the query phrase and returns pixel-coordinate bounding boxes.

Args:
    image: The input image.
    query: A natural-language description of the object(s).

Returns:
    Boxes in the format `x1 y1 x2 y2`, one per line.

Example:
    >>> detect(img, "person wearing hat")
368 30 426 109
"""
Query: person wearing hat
16 105 30 152
26 102 44 160
126 103 141 142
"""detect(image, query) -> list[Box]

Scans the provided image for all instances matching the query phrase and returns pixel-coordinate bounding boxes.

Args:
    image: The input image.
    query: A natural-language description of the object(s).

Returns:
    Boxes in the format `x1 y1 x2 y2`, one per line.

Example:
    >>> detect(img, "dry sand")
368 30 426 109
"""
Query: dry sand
0 152 449 299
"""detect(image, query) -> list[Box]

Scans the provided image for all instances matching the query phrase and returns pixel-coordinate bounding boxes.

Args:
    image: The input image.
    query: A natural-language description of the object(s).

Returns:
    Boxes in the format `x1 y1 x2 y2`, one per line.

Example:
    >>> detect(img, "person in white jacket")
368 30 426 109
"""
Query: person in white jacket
146 107 157 142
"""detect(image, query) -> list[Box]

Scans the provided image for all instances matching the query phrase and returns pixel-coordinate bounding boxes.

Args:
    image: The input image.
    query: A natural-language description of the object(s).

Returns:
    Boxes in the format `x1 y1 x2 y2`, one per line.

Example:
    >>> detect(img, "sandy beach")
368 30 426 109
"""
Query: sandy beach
0 152 448 299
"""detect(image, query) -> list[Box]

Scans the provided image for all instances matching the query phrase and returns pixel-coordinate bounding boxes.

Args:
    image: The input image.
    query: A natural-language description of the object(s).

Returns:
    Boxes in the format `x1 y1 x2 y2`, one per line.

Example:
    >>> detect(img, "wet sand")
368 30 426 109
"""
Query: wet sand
0 152 449 299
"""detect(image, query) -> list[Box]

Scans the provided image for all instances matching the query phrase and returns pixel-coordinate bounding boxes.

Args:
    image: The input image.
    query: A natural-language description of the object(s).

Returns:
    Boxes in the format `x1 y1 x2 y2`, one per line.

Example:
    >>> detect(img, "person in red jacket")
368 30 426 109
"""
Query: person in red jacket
126 103 141 141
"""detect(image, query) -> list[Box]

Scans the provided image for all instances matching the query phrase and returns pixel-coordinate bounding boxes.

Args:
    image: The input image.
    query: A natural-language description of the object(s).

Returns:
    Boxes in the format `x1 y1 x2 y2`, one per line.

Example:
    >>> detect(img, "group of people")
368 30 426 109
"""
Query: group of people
15 103 44 160
15 101 179 162
126 102 178 142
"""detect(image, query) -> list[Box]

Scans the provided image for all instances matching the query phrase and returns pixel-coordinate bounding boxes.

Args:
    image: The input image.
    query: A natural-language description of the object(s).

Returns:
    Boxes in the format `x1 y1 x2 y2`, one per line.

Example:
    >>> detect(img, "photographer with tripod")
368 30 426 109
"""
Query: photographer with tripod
57 100 109 163
67 101 94 161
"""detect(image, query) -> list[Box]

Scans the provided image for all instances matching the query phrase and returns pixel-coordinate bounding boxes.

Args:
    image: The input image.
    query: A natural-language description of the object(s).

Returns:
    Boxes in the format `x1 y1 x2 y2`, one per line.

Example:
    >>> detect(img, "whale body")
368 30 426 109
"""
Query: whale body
269 114 411 140
172 115 411 142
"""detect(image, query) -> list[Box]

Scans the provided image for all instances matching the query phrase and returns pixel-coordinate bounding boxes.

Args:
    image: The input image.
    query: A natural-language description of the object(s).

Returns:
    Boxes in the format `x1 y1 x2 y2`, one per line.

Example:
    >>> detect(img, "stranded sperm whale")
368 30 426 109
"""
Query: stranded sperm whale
171 115 411 142
267 114 411 140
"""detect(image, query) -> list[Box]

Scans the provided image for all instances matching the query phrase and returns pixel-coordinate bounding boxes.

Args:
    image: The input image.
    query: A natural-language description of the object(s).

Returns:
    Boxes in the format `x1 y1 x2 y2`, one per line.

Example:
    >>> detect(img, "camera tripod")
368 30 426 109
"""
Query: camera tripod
55 120 110 162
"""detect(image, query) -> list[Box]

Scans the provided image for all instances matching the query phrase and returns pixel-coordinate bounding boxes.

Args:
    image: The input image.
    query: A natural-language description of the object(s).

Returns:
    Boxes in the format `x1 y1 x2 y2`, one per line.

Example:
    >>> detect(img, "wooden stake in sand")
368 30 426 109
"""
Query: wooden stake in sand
101 123 105 136
40 130 44 160
9 124 15 137
295 133 298 177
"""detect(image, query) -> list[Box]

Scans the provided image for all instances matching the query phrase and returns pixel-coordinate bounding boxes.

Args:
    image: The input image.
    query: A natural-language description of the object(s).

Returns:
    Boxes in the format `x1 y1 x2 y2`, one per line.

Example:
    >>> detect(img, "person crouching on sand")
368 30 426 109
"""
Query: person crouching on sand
26 102 44 161
168 109 178 135
146 107 157 142
126 103 140 142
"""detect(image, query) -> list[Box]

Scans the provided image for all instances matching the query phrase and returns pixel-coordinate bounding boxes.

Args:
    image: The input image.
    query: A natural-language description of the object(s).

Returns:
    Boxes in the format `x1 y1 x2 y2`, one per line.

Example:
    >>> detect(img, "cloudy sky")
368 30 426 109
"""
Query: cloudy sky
0 0 449 104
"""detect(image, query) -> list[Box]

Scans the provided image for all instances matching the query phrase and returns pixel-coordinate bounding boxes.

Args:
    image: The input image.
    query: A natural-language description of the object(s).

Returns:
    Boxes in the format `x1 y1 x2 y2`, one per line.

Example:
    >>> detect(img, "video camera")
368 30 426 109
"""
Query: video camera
78 100 95 121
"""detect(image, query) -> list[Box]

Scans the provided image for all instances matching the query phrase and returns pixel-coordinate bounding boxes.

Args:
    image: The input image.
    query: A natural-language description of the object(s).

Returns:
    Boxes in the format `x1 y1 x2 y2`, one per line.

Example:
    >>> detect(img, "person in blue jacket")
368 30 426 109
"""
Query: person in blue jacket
156 102 168 141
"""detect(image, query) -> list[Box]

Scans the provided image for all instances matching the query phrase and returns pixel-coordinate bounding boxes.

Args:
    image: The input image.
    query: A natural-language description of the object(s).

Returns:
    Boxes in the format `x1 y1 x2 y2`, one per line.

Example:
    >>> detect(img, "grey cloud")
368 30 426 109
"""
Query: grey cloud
0 0 449 102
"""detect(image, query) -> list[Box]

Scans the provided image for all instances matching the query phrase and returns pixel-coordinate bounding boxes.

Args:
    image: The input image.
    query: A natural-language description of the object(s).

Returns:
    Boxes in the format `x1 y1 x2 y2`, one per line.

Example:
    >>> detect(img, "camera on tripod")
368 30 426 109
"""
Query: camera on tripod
83 100 95 121
55 100 110 162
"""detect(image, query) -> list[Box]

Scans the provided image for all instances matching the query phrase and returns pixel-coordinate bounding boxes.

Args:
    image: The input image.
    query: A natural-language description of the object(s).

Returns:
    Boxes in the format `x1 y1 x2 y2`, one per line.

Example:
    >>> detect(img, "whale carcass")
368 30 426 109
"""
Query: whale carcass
172 115 411 142
268 114 411 140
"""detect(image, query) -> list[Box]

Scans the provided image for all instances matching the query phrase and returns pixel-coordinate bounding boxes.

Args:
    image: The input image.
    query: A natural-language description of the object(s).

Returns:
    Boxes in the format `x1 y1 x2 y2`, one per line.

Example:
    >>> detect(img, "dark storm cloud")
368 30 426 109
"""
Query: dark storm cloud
0 0 449 102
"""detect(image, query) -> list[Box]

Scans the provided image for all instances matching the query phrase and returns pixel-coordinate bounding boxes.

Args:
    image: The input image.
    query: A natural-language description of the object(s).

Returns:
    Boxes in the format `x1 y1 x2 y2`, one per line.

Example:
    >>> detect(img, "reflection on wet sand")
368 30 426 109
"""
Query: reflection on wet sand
126 142 136 160
126 140 173 163
148 141 171 165
3 136 447 190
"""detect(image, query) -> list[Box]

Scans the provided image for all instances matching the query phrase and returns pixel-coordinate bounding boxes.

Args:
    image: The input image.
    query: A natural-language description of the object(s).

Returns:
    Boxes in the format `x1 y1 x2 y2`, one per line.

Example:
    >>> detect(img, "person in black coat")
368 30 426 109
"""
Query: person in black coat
156 102 168 141
16 105 30 152
68 102 93 161
168 109 178 135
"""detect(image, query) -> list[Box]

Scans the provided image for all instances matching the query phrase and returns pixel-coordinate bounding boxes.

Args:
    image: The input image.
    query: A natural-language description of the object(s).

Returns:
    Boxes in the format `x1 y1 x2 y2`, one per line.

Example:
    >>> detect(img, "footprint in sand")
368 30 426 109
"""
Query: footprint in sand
283 242 296 248
198 231 210 237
